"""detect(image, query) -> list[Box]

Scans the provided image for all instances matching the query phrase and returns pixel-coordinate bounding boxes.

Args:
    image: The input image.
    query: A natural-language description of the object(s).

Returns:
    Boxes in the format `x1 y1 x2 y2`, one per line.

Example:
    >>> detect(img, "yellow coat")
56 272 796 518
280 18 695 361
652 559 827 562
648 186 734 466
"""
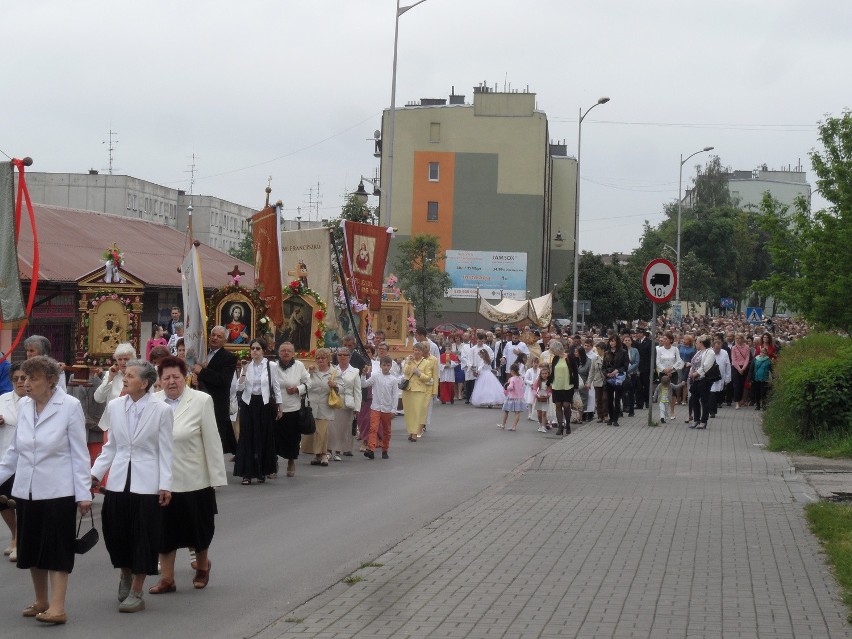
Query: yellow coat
403 356 438 395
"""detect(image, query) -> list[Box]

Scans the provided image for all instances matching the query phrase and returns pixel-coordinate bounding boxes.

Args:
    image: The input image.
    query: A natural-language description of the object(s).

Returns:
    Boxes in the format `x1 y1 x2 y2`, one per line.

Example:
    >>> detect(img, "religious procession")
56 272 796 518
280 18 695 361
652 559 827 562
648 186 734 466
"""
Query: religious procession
0 158 812 626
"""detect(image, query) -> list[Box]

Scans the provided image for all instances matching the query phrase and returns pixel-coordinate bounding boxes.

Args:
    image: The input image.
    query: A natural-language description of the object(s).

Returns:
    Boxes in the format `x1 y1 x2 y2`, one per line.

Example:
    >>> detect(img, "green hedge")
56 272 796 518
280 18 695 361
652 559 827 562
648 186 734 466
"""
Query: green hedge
764 334 852 456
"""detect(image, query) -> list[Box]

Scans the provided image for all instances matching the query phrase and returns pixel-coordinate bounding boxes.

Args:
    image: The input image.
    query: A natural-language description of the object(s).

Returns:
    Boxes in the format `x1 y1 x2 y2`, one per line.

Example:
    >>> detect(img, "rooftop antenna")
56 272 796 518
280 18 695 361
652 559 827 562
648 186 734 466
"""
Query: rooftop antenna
102 128 118 174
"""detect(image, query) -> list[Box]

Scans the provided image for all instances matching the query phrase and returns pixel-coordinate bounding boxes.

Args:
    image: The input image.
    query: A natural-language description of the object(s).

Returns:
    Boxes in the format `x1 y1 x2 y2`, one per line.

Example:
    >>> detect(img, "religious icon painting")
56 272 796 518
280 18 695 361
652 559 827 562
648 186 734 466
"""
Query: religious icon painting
216 292 256 349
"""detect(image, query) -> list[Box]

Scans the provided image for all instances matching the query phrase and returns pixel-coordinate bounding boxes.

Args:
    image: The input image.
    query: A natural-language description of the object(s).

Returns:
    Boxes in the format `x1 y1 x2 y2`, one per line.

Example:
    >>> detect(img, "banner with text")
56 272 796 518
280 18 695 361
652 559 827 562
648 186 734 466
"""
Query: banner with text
0 161 25 322
445 250 527 300
342 220 393 310
280 226 337 329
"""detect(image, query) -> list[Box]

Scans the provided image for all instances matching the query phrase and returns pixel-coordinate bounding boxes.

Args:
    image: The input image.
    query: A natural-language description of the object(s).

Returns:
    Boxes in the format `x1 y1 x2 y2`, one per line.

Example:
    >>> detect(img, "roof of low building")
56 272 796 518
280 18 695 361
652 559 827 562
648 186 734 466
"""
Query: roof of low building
15 204 255 288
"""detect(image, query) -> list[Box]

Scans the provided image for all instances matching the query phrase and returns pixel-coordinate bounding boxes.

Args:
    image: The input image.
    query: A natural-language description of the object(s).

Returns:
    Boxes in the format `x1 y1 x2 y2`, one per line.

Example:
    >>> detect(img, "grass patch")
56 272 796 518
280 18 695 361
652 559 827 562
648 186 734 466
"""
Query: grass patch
284 617 305 623
342 575 363 585
360 562 384 568
762 333 852 458
805 502 852 621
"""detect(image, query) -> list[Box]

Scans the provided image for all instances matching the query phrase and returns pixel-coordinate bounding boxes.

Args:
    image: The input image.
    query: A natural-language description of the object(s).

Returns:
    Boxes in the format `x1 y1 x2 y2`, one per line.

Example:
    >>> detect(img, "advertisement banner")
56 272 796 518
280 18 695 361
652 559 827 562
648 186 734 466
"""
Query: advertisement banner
181 246 207 367
251 205 284 326
445 250 527 300
341 220 393 310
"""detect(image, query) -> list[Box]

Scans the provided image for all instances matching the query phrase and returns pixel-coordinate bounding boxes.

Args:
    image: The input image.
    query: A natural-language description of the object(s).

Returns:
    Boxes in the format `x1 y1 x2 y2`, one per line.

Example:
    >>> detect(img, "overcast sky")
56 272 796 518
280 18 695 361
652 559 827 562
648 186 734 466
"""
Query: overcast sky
3 1 846 254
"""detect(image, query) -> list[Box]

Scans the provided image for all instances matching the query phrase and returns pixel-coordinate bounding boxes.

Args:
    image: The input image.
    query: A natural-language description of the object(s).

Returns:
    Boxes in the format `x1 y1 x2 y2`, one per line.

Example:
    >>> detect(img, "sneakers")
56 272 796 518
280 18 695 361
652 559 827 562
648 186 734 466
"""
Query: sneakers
119 591 145 613
364 450 375 459
333 454 342 461
381 451 389 459
536 426 547 433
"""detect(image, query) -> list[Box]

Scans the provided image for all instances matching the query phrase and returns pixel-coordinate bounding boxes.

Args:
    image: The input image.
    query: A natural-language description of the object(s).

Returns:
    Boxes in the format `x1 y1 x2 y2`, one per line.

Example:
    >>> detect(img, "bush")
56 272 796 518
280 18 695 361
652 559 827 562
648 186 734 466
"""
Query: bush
764 333 852 457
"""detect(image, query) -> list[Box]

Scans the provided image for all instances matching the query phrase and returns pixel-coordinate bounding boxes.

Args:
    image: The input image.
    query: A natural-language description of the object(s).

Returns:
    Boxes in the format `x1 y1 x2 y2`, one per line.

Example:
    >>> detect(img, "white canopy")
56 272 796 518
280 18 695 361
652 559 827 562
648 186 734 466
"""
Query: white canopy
478 292 553 328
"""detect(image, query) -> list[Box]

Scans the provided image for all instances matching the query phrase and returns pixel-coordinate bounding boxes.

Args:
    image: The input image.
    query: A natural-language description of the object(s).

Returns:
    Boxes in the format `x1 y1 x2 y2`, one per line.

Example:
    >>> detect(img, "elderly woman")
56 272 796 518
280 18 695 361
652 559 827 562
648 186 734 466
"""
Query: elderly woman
676 334 697 407
402 342 437 441
304 348 335 466
92 343 136 465
235 338 283 485
91 360 173 614
0 357 91 625
0 363 27 561
24 335 66 392
328 347 362 458
273 342 309 477
148 357 226 594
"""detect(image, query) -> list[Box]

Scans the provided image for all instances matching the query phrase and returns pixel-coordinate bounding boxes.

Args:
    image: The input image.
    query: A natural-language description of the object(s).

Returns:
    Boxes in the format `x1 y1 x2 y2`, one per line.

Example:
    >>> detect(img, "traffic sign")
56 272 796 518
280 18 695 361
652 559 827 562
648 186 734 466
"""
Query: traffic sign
746 307 764 324
642 258 677 303
720 297 736 309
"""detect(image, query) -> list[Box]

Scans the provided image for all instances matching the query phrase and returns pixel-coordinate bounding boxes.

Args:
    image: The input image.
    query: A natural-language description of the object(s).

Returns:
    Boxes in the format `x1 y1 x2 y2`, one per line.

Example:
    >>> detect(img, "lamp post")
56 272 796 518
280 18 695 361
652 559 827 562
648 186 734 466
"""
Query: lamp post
384 0 428 228
571 96 610 334
675 146 714 315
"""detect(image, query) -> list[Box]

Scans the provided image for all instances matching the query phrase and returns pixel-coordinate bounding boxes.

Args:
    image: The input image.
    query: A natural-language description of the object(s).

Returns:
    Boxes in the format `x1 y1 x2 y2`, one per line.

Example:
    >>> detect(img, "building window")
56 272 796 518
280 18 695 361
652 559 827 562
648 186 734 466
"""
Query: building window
127 194 132 210
430 122 440 143
428 162 439 181
427 201 439 221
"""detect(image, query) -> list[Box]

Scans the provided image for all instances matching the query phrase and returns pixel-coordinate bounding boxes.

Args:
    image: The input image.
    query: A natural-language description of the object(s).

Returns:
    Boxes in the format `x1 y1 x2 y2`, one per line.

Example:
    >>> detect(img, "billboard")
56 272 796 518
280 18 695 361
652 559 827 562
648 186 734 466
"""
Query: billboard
445 250 527 300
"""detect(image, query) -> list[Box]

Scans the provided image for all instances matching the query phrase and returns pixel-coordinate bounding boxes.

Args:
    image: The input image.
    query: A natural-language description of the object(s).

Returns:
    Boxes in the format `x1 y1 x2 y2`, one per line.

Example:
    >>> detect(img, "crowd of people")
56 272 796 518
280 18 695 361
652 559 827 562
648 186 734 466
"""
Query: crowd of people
0 311 805 623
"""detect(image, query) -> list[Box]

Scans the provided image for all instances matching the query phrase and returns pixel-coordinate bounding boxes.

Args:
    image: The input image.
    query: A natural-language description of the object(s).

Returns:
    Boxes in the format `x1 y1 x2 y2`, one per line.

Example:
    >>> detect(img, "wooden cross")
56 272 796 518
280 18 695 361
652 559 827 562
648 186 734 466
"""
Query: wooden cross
228 265 245 279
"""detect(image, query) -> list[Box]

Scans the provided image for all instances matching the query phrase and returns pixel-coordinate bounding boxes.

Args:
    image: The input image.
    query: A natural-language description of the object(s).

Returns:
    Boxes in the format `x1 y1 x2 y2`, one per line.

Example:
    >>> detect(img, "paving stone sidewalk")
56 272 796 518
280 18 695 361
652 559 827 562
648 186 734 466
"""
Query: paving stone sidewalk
262 406 851 639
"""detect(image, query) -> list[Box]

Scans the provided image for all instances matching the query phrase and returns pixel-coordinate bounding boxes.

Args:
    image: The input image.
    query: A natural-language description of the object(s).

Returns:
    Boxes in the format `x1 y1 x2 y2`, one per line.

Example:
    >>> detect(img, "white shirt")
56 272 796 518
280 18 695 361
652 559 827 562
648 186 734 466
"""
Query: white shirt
125 393 151 440
361 372 401 413
504 340 530 371
0 391 23 455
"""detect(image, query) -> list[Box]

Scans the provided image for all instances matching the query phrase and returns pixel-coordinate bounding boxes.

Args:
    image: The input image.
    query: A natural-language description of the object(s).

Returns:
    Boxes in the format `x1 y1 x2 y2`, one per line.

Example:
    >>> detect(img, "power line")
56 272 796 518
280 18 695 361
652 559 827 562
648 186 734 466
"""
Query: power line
549 118 816 132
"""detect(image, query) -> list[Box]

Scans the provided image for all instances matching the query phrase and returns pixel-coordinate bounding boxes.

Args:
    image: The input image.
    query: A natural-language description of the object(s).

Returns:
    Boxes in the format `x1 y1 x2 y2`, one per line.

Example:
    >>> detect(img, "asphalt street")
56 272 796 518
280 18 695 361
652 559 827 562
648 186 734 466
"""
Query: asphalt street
0 401 556 638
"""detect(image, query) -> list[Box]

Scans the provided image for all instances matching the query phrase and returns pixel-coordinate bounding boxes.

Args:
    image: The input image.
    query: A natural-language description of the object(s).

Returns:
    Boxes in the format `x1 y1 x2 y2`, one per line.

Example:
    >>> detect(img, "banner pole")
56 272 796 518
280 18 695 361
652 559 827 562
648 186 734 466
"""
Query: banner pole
331 227 367 356
475 287 479 330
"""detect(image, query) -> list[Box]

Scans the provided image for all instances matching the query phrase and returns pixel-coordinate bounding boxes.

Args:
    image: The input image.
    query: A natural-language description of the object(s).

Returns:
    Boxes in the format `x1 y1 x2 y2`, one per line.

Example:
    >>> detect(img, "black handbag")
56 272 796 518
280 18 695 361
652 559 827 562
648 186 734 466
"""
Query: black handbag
704 362 722 383
298 395 316 435
75 510 99 555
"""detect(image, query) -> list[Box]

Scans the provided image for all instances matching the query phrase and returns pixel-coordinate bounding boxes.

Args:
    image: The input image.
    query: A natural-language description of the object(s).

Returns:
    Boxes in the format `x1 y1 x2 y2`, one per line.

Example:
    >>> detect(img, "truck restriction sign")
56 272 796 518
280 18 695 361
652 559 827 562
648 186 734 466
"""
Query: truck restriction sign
643 258 677 303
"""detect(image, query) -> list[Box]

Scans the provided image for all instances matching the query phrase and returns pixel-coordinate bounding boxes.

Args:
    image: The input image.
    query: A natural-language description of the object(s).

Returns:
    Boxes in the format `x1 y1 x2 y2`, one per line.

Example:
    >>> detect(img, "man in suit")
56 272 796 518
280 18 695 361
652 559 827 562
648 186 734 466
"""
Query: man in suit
192 326 237 455
167 307 182 338
635 328 653 410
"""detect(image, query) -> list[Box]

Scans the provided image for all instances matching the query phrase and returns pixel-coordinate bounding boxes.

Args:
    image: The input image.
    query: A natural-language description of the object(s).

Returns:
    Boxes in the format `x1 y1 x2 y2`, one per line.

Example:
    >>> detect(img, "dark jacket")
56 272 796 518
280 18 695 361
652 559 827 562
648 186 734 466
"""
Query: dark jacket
198 348 238 454
636 337 653 374
602 348 629 377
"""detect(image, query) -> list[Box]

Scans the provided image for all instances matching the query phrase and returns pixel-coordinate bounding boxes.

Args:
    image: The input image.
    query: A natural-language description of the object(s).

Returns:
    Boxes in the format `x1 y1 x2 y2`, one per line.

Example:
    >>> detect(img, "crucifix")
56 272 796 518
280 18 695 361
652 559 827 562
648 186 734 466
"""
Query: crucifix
265 175 273 208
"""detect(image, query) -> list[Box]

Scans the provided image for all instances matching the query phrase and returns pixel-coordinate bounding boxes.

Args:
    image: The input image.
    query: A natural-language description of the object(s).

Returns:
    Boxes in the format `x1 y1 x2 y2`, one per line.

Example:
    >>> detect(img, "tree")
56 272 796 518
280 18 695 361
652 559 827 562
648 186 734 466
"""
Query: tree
393 235 452 328
228 224 254 264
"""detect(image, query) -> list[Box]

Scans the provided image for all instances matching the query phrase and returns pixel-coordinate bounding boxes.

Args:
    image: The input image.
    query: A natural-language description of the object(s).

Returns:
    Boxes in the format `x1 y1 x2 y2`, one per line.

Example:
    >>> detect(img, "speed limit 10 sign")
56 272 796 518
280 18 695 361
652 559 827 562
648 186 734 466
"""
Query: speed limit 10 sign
643 258 677 303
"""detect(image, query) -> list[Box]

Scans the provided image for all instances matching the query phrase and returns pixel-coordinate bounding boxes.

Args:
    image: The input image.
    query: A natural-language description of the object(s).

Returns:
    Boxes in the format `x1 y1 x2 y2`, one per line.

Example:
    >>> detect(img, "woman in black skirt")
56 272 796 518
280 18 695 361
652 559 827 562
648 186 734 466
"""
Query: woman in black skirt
148 357 227 593
0 356 92 625
91 359 173 613
234 338 283 484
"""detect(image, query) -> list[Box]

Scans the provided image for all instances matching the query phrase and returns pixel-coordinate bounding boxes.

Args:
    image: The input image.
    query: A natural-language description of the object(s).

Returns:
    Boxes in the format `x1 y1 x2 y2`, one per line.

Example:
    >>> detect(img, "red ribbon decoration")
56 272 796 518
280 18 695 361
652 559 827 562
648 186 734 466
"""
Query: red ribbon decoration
0 158 39 364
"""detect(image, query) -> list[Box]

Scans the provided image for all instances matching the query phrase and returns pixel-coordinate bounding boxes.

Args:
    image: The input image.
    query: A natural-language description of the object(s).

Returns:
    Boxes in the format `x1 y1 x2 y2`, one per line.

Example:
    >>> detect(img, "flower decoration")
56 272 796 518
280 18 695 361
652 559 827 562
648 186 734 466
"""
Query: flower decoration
230 274 241 286
102 245 125 267
382 273 402 301
314 310 325 321
407 315 417 330
205 284 269 344
289 279 306 295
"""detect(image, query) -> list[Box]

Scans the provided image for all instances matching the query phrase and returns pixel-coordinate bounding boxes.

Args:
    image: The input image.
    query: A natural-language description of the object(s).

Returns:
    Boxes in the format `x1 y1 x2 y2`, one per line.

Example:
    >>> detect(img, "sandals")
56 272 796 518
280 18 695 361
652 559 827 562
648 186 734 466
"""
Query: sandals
148 578 177 594
22 602 49 618
408 435 417 442
192 561 211 589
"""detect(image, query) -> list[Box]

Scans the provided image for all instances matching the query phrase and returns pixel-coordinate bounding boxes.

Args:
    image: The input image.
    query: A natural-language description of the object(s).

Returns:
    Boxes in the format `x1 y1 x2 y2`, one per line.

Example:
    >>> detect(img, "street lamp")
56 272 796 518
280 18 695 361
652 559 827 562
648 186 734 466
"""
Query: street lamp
384 0 428 228
675 145 714 315
571 96 610 334
353 180 369 205
553 228 564 248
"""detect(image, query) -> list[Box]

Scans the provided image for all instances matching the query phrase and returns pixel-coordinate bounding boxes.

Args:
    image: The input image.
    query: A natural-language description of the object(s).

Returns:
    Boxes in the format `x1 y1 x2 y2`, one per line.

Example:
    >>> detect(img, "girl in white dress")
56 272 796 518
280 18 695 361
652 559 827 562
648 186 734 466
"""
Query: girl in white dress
523 357 540 420
470 350 505 408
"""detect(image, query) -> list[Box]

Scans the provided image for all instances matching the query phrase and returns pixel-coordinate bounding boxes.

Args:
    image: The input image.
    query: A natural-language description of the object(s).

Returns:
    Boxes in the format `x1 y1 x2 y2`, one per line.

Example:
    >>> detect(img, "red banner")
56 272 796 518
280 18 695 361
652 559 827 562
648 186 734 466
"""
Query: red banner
342 221 392 310
252 206 284 326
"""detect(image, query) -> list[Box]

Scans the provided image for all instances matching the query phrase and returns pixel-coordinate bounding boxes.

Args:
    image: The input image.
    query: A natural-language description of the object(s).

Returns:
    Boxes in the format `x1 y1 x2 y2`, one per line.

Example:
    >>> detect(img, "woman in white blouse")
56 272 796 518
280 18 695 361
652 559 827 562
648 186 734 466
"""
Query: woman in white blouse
234 338 283 485
328 347 361 460
273 341 310 477
655 332 683 385
0 363 27 562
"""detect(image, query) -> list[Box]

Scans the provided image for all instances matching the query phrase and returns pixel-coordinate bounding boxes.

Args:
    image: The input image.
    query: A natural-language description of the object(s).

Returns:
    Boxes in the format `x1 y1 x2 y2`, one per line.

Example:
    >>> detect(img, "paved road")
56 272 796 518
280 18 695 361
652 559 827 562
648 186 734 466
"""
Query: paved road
262 404 852 639
0 401 555 638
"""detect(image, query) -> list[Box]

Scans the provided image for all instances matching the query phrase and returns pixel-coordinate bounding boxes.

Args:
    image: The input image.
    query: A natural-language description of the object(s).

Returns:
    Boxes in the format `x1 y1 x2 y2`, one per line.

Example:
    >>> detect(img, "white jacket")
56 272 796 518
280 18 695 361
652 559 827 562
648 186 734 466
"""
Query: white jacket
0 388 91 502
332 365 362 413
152 388 227 492
0 391 23 455
238 358 284 408
92 394 174 494
93 371 125 431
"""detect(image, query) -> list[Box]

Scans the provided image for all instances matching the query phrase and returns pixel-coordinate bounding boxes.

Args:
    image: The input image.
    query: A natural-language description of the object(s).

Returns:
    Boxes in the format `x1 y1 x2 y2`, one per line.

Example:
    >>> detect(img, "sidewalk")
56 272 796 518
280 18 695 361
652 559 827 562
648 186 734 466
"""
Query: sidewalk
261 405 851 639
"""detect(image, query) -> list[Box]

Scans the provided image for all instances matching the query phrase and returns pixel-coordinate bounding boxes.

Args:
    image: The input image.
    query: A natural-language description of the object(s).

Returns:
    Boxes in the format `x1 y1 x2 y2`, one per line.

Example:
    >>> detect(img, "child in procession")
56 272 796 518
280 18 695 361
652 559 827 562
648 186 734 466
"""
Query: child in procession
499 363 525 431
360 356 401 459
532 365 552 433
